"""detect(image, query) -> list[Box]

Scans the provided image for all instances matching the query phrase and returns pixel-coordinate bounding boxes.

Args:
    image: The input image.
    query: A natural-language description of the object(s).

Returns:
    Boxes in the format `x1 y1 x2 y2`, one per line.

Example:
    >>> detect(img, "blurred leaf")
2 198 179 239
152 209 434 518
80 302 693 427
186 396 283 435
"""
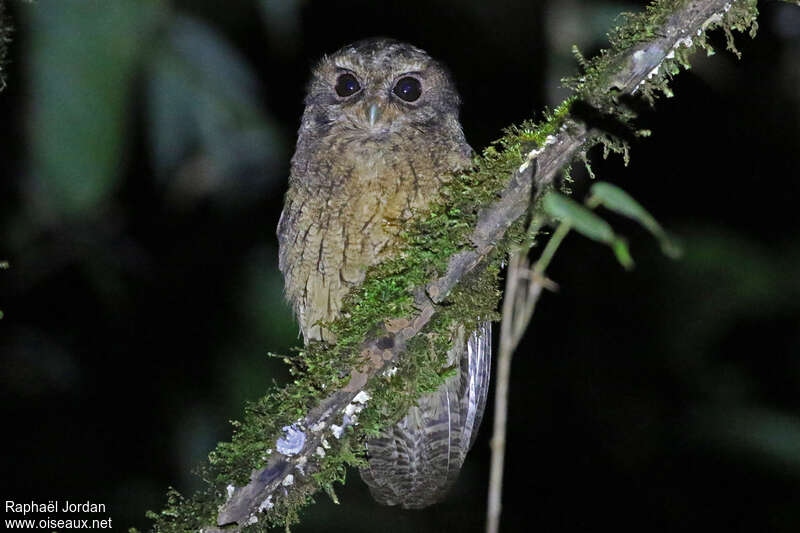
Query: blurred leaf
695 407 800 472
681 232 788 309
147 14 283 204
589 181 682 258
257 0 303 53
24 0 163 220
653 230 800 372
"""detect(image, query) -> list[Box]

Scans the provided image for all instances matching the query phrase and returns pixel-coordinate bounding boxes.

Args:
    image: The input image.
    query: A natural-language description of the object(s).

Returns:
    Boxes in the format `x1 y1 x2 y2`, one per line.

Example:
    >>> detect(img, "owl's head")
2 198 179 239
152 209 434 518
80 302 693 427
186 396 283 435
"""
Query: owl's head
301 38 462 140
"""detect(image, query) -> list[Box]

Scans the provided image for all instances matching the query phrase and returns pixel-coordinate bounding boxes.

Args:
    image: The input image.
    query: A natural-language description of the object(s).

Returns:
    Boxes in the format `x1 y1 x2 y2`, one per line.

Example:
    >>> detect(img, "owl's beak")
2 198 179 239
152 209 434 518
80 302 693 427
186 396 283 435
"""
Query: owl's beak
367 103 382 128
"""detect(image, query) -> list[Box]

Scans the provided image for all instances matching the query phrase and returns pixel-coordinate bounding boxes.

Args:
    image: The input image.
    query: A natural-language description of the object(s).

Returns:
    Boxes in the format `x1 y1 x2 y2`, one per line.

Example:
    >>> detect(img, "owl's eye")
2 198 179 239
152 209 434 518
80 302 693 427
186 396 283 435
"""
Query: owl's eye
335 73 361 97
393 77 422 102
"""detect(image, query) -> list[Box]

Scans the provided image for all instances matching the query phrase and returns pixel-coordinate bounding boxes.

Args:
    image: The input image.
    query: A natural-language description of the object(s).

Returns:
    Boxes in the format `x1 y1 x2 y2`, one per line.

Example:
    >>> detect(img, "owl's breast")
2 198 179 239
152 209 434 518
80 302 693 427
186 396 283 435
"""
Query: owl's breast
278 133 470 342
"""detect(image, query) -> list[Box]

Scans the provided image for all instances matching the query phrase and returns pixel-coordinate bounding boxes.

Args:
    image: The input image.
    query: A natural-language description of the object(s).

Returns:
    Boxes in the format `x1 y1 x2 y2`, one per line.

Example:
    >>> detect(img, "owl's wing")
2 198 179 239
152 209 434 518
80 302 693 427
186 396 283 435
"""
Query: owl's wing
463 321 492 449
276 193 299 307
277 190 335 341
360 322 492 509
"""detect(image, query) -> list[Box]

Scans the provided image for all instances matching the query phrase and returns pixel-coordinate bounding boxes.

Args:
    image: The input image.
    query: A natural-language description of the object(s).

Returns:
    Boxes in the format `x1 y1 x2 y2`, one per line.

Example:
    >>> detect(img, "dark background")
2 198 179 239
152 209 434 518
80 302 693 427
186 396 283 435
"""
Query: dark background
2 0 800 531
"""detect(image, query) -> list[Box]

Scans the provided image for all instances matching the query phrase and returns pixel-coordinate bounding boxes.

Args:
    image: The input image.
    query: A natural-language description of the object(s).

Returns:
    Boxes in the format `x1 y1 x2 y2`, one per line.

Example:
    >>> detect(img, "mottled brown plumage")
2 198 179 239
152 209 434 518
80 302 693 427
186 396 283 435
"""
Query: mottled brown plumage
277 38 490 508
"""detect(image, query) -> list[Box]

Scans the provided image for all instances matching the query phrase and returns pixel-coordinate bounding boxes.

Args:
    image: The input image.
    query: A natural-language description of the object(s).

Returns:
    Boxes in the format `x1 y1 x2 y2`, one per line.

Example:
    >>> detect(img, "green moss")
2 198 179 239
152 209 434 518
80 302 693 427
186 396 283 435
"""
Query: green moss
143 487 217 533
566 0 758 107
146 1 761 531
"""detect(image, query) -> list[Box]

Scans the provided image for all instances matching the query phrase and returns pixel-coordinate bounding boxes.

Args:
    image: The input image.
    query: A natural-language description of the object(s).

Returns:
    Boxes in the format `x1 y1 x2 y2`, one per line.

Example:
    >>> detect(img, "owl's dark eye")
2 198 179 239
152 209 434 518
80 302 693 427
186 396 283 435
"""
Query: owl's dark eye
393 77 422 102
335 73 361 97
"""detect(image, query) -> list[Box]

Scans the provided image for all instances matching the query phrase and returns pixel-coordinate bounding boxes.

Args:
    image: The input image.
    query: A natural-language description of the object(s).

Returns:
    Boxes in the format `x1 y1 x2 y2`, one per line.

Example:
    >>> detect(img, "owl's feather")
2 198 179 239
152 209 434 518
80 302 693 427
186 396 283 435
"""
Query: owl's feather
360 323 491 508
277 38 489 508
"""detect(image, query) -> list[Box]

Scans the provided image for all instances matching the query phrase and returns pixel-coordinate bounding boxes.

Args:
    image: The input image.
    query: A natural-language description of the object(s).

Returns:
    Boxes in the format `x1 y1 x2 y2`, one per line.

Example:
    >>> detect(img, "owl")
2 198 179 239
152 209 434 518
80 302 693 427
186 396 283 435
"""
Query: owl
277 38 491 509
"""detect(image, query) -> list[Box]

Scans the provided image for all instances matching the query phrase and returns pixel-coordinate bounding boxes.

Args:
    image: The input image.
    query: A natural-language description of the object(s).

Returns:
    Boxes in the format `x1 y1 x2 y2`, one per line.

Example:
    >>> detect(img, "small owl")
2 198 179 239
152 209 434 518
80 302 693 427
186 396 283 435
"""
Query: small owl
277 38 490 509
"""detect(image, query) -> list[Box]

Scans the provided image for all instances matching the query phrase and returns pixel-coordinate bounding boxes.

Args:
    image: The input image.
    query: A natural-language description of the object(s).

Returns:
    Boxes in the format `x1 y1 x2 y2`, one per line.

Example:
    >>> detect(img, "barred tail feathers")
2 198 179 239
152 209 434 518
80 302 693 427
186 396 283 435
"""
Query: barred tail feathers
360 322 492 509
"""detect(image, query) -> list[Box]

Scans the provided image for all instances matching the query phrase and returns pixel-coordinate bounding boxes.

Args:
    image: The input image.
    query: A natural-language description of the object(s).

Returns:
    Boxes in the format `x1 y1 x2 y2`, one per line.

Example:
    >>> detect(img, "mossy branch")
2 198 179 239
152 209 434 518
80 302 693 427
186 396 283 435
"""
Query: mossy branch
145 1 764 531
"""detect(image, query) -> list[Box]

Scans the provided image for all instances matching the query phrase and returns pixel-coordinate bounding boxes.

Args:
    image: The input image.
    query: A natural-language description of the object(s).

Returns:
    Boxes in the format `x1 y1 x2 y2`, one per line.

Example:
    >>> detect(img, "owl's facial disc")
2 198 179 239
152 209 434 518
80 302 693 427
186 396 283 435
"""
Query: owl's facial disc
307 39 461 138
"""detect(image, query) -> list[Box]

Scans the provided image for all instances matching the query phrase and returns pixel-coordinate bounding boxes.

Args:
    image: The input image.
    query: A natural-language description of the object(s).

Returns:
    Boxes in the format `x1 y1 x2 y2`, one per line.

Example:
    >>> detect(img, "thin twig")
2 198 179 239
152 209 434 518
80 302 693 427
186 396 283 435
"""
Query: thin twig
485 219 570 533
486 252 523 533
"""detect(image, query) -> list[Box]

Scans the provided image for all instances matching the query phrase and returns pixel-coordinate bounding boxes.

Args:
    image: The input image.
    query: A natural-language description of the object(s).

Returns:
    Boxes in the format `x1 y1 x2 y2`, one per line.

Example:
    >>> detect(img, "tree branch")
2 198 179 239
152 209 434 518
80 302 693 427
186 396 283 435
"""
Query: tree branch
147 1 764 531
213 99 586 533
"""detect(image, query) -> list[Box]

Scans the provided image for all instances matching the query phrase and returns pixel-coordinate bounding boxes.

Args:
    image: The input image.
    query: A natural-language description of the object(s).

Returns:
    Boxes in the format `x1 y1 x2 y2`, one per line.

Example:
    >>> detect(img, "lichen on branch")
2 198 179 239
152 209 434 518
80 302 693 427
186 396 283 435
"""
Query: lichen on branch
144 1 760 531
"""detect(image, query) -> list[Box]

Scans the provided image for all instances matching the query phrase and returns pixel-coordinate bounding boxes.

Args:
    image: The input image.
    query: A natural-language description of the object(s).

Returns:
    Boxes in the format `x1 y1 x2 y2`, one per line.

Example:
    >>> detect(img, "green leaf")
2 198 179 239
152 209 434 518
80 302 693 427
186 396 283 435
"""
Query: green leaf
24 0 163 220
543 191 636 270
589 182 682 258
543 192 615 244
611 238 635 270
146 15 283 202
